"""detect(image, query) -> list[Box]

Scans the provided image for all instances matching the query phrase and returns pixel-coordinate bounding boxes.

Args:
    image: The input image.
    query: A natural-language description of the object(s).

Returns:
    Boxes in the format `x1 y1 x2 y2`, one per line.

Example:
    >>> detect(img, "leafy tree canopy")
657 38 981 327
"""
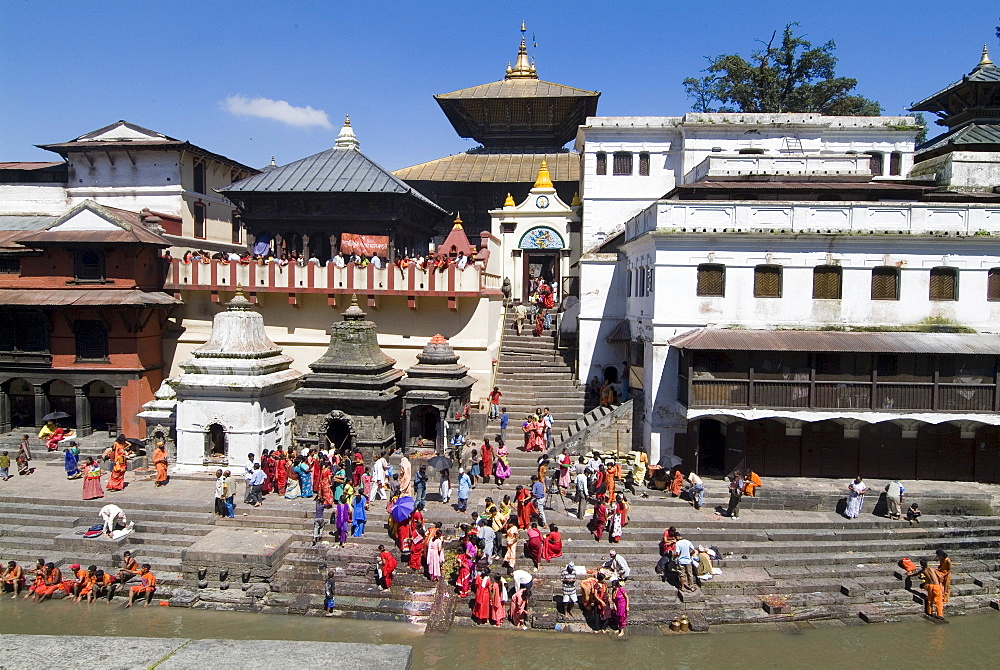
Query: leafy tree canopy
683 23 882 116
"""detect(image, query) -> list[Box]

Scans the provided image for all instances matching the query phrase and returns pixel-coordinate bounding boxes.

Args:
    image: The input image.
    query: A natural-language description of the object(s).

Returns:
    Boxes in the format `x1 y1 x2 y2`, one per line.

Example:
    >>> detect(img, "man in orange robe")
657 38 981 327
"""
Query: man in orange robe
126 564 157 607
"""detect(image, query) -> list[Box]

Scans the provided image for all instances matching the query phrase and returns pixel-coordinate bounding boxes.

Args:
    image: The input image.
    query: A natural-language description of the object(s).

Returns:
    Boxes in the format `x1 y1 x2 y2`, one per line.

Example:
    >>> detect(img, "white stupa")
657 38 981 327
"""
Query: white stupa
173 288 302 468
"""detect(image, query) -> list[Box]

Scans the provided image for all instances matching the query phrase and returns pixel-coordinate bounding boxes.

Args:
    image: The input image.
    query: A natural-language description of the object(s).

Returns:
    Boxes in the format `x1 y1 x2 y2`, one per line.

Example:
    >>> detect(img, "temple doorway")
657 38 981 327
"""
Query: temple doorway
206 423 227 459
522 251 559 302
86 380 117 432
4 378 34 428
326 419 353 452
45 380 76 428
697 418 726 476
414 406 440 446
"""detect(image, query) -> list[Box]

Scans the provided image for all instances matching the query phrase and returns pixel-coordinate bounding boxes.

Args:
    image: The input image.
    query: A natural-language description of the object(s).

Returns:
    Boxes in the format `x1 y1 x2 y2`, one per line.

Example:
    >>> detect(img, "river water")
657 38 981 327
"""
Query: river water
0 599 998 669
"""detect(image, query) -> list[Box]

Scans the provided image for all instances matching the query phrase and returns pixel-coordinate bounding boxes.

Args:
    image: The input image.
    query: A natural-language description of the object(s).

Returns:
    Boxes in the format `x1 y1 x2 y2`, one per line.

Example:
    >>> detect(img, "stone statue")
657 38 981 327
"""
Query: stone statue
502 277 512 306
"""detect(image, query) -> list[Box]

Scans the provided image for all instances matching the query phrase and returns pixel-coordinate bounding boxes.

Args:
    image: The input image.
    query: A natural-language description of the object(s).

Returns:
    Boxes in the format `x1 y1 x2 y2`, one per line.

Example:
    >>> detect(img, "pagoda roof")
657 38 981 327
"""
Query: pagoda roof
14 200 171 246
910 47 1000 127
918 122 1000 154
436 78 599 101
393 151 579 183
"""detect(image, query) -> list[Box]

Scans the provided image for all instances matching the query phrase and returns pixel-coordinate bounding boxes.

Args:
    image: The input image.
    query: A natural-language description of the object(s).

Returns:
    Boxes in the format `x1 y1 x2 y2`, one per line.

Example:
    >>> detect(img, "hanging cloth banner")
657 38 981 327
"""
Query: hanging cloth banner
340 233 389 256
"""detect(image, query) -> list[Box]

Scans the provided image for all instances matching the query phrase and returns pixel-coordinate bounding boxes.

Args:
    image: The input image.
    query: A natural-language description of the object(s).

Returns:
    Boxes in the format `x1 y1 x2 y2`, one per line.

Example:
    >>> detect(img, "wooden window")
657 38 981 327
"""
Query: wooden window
0 310 48 353
74 320 108 361
194 203 206 239
74 250 105 283
889 151 902 176
812 265 842 299
596 152 607 175
193 161 206 194
638 152 650 176
988 268 1000 302
0 257 20 274
929 266 958 301
865 151 883 176
613 152 633 176
696 264 725 297
230 212 242 244
627 270 632 297
871 266 899 300
754 265 782 298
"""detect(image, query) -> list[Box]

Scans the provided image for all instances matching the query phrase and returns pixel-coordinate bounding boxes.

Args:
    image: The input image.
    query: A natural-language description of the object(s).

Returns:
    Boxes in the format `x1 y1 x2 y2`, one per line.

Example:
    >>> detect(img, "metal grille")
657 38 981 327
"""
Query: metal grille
74 320 108 360
929 267 958 301
613 152 632 176
638 152 650 176
696 264 725 297
871 266 899 300
812 265 842 299
988 269 1000 302
596 153 607 175
754 265 782 298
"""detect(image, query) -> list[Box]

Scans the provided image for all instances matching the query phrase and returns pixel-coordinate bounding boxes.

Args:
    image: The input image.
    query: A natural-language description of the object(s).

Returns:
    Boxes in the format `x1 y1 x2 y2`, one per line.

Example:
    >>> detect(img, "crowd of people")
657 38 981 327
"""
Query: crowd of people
177 248 487 274
0 550 156 607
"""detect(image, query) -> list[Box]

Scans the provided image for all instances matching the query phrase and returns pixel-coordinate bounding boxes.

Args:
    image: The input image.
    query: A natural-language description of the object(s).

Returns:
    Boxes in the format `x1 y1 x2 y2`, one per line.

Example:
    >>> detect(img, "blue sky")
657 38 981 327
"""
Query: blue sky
2 0 998 171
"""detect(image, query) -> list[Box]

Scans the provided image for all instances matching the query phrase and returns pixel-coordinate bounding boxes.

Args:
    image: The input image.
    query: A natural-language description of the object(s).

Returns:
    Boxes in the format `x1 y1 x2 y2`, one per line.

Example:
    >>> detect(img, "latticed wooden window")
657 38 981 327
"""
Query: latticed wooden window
889 151 902 176
754 265 782 298
74 320 108 360
596 152 607 175
812 265 842 299
988 268 1000 302
194 203 206 239
866 151 883 176
697 264 725 297
871 266 899 300
613 152 633 176
929 267 958 301
638 152 650 176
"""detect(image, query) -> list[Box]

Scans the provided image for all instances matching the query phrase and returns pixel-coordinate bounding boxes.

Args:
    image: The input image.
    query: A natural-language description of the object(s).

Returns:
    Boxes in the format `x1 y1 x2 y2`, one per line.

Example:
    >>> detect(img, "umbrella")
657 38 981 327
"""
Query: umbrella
125 438 146 448
427 455 452 471
391 496 416 523
663 454 683 469
41 411 70 422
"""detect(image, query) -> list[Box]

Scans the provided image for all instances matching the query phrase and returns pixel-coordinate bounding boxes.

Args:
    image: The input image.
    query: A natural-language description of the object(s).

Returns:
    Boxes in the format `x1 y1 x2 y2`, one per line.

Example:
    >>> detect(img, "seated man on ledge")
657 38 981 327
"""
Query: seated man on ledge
125 564 156 608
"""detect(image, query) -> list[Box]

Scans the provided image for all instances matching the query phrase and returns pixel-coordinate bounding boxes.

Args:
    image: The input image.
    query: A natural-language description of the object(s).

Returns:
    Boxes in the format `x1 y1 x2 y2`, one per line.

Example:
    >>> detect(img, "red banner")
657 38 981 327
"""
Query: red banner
340 233 389 257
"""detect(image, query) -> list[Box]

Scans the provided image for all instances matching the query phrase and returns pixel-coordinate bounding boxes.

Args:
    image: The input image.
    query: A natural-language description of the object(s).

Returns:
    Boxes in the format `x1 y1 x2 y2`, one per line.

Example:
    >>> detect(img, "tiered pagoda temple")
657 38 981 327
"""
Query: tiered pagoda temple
393 24 599 236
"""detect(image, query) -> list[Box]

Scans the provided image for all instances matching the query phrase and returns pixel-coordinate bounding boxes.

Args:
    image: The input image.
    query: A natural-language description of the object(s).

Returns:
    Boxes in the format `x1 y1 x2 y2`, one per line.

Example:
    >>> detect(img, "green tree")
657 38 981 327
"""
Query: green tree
683 23 881 115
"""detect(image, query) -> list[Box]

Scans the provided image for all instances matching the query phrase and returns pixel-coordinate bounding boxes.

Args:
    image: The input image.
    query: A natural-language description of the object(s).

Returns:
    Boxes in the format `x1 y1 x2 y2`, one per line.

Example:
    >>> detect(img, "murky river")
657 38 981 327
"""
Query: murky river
0 599 998 668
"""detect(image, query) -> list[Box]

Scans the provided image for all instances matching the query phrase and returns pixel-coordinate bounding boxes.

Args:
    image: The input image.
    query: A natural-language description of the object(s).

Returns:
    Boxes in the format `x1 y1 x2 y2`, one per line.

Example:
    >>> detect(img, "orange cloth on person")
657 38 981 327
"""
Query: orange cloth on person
153 447 168 483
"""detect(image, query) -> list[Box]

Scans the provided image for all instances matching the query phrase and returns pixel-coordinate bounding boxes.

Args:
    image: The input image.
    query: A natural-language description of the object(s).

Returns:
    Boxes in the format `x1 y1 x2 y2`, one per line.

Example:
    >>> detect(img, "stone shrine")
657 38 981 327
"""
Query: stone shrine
288 295 403 459
137 379 178 458
173 289 301 468
398 334 477 452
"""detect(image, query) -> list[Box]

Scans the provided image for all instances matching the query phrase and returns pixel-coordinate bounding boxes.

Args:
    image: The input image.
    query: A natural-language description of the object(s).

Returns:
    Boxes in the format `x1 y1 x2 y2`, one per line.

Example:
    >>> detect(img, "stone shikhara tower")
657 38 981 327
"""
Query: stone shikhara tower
173 289 302 468
289 295 403 460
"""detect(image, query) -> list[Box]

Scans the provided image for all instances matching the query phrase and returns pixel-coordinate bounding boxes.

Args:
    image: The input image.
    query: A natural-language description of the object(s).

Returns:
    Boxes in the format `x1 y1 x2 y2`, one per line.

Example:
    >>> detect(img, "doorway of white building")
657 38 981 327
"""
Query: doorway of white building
523 251 559 303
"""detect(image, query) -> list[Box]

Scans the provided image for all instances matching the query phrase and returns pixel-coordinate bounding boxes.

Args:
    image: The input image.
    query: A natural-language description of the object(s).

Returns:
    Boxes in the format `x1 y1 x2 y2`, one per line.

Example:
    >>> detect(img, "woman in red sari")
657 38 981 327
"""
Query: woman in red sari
106 438 128 492
408 519 425 570
532 313 544 337
310 451 322 497
455 551 473 597
471 570 492 623
590 499 608 542
352 451 365 487
545 523 563 560
669 468 684 497
260 450 275 495
480 440 493 485
525 523 544 569
515 485 535 528
317 461 334 506
273 449 288 495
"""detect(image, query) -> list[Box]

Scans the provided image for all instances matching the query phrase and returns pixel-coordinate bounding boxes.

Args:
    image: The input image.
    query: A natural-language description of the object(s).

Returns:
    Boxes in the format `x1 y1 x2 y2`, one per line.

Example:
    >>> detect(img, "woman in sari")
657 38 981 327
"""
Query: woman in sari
82 457 104 500
106 439 128 492
525 523 544 570
408 520 425 571
455 551 473 597
669 468 685 497
332 465 347 503
16 434 32 476
845 477 867 519
498 494 514 527
64 445 81 480
260 449 274 495
592 573 612 631
361 467 374 500
532 313 545 337
545 524 563 560
608 499 624 543
494 442 511 485
284 458 301 499
515 485 535 528
426 523 444 581
590 499 608 542
472 569 492 623
152 441 168 487
503 522 519 568
273 449 287 495
480 439 493 485
612 581 629 638
351 492 368 537
489 574 505 626
659 526 678 556
352 451 365 487
295 458 313 498
509 586 529 629
557 449 572 491
316 461 334 506
333 496 350 547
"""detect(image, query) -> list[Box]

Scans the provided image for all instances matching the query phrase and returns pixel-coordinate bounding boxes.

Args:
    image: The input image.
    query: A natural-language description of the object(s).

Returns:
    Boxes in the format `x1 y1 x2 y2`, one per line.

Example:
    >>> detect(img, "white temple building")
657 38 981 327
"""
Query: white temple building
173 288 302 468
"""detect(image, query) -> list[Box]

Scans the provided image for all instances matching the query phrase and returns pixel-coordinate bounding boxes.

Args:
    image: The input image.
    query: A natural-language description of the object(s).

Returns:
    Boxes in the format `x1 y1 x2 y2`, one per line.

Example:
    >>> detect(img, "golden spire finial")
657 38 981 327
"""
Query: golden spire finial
453 212 463 228
980 45 993 66
505 22 538 79
344 114 351 126
571 191 581 207
533 160 553 189
521 20 526 33
503 192 515 207
269 156 276 166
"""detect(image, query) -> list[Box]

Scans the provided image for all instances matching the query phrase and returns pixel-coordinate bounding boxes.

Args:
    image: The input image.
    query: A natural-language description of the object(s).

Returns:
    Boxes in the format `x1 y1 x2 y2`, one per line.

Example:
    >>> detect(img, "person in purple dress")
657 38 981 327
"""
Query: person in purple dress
333 496 351 547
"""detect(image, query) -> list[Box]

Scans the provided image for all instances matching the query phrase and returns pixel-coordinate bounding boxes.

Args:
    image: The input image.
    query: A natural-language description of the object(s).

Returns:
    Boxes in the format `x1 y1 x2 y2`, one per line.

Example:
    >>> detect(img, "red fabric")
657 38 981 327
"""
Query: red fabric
481 444 493 479
456 554 472 596
515 489 535 528
274 456 288 494
592 503 607 541
472 575 491 620
525 527 543 565
545 531 563 559
380 551 396 589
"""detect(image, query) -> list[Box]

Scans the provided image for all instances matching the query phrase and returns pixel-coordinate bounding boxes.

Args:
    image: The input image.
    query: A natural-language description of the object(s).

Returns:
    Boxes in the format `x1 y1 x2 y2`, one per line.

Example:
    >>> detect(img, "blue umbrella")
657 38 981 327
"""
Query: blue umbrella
391 496 416 523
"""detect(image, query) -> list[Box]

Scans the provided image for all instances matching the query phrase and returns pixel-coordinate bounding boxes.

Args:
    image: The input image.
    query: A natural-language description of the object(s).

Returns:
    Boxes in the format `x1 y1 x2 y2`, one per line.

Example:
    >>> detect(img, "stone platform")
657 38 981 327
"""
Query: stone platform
0 635 412 670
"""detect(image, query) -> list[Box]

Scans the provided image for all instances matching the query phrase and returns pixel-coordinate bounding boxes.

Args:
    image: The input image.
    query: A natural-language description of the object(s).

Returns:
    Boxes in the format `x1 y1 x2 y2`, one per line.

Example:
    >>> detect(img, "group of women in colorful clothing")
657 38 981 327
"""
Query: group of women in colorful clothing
78 434 148 500
380 500 446 582
274 448 374 503
452 437 512 492
590 493 631 543
579 570 630 637
520 415 548 452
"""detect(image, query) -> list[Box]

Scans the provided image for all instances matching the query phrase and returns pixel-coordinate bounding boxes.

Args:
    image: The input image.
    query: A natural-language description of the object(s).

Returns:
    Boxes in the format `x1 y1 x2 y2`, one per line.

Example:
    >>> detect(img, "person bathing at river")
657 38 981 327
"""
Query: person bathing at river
125 564 156 608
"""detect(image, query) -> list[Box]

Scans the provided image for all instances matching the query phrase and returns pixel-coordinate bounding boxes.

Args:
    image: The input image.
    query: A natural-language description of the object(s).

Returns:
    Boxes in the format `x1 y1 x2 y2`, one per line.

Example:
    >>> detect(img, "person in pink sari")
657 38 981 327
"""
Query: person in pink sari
612 581 629 637
81 458 104 500
425 523 444 581
509 586 529 629
494 442 512 485
525 523 544 570
489 574 505 626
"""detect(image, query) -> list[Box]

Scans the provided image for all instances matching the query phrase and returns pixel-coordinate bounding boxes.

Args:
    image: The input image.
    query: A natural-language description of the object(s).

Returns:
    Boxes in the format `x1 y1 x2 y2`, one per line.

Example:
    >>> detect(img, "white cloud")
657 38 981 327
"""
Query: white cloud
221 95 333 129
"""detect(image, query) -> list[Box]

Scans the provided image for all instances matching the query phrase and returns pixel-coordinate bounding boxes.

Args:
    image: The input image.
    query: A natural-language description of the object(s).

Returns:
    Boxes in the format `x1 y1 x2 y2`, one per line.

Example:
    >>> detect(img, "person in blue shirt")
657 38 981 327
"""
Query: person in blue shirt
530 475 547 525
457 469 472 512
499 408 509 443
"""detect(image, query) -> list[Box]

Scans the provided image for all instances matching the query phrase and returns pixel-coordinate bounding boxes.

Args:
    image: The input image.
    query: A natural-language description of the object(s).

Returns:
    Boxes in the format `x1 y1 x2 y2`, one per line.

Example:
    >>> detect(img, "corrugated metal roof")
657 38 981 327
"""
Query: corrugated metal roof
0 216 57 231
0 162 64 170
912 63 1000 110
221 147 445 212
668 329 1000 355
0 288 181 306
14 201 171 246
393 151 579 183
435 79 599 100
918 123 1000 153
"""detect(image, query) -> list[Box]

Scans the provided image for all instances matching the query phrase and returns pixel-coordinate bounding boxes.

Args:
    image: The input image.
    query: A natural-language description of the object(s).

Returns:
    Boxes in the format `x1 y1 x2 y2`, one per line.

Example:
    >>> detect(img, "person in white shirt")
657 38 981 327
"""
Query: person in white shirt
674 533 697 591
687 472 705 510
603 550 630 581
333 253 346 268
574 468 590 519
456 252 468 270
371 255 383 269
372 451 389 500
508 567 533 595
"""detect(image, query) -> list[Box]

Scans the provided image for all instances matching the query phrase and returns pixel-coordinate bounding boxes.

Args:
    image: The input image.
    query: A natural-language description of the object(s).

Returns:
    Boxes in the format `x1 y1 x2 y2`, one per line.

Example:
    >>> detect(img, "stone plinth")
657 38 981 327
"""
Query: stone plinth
180 527 295 586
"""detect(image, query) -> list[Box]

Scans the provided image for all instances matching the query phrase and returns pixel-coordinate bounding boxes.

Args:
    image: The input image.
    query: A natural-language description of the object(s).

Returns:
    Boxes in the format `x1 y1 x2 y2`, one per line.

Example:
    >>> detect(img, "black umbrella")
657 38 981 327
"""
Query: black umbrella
427 455 452 470
125 438 146 448
41 411 70 422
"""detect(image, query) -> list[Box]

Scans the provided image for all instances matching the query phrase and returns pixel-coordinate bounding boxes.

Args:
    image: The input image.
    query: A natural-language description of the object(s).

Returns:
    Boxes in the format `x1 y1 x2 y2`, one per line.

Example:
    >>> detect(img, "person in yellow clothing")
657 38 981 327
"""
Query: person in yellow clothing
936 549 952 604
916 558 945 618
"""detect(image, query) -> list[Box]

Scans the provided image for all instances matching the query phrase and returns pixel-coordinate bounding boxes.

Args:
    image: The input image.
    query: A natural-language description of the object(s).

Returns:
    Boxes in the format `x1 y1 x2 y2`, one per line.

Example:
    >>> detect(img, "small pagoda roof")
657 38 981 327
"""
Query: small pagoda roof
918 122 1000 154
14 200 171 246
393 150 579 183
439 216 475 256
911 47 1000 125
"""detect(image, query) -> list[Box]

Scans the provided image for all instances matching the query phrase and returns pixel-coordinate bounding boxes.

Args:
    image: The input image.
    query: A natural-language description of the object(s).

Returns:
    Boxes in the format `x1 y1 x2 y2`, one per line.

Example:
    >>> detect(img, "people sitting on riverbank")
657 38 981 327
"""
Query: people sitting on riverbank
2 560 24 598
125 564 157 608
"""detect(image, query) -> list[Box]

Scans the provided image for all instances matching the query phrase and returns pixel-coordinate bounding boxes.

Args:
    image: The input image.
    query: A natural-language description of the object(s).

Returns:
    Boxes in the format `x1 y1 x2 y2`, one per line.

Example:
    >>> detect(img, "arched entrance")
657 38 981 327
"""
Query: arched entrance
326 419 353 453
518 227 564 303
205 423 227 459
45 380 75 428
86 380 117 432
4 378 34 428
603 366 619 384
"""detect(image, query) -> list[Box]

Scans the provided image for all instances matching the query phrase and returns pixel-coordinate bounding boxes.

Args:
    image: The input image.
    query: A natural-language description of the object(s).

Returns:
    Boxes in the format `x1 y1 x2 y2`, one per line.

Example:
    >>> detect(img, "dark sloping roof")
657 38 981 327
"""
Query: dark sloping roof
606 319 632 343
0 288 181 307
220 147 445 212
668 329 1000 355
393 151 578 183
0 162 64 170
912 63 1000 110
918 123 1000 153
435 79 599 100
14 200 171 246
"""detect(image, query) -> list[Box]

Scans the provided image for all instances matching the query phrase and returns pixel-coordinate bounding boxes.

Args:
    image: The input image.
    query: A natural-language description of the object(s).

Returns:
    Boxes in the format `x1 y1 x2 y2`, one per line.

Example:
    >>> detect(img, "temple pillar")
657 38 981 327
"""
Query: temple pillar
34 385 48 430
403 408 412 452
74 386 92 437
114 387 123 436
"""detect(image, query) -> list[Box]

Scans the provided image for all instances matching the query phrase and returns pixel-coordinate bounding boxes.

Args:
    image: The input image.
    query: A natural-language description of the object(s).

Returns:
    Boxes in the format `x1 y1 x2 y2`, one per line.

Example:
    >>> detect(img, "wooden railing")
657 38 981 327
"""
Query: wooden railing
690 378 998 413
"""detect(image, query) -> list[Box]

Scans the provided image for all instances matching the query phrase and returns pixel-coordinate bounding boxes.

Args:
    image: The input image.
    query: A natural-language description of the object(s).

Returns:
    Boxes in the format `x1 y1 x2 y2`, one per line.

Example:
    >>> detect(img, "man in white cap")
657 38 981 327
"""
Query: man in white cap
603 550 630 581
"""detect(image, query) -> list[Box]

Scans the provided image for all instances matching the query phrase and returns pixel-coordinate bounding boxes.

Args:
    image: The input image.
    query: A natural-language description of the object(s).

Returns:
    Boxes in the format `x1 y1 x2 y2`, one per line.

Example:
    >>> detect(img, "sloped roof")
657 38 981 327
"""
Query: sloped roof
918 123 1000 153
669 329 1000 355
393 151 579 183
912 62 1000 111
220 147 446 212
436 79 599 101
0 288 181 306
14 200 171 246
